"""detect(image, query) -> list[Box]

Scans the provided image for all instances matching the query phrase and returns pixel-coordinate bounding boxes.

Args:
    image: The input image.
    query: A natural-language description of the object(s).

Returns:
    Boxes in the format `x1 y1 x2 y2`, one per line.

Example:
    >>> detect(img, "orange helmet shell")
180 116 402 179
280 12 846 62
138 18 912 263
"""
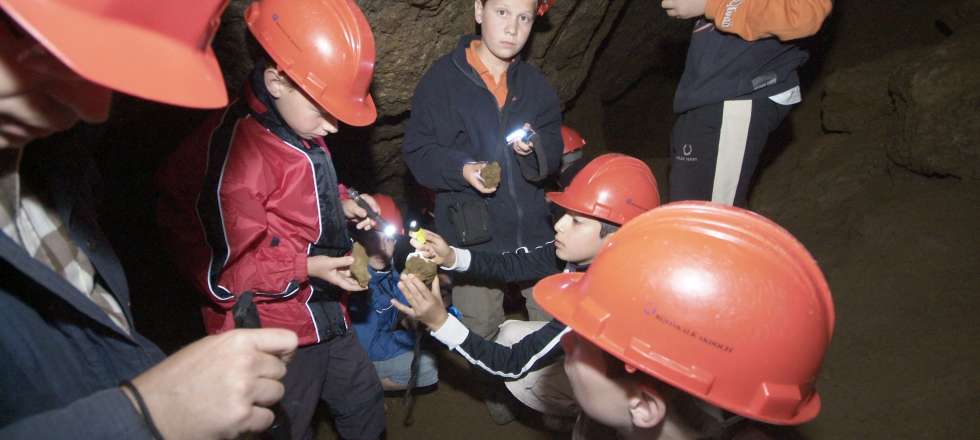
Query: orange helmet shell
547 153 660 225
534 202 835 425
246 0 377 126
0 0 229 108
372 194 404 236
537 0 556 16
560 125 587 155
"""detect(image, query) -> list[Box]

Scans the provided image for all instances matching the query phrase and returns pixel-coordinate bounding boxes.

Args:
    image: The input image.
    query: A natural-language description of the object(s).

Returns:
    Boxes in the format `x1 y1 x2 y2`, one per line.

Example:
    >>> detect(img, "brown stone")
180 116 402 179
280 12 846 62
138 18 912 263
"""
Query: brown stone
481 162 501 189
350 242 371 288
404 254 438 286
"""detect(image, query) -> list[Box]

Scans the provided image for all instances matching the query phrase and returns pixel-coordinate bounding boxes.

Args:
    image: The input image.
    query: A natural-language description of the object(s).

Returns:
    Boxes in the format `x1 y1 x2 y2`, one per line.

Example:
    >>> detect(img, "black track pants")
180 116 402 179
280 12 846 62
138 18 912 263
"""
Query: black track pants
669 98 792 207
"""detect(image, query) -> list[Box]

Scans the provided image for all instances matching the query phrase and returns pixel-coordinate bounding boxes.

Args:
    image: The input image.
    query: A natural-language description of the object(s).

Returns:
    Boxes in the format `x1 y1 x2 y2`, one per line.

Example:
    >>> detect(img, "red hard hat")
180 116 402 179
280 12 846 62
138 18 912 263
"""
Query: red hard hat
372 194 404 236
537 0 556 16
0 0 229 108
246 0 377 127
560 125 586 155
547 153 660 225
534 202 835 425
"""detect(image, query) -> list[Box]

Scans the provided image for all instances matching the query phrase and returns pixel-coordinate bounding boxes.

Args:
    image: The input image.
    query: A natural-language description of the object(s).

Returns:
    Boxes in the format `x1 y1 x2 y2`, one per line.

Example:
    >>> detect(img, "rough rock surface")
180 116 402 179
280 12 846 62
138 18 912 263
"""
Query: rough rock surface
404 254 438 285
480 162 502 189
350 242 371 288
821 31 980 179
749 3 980 437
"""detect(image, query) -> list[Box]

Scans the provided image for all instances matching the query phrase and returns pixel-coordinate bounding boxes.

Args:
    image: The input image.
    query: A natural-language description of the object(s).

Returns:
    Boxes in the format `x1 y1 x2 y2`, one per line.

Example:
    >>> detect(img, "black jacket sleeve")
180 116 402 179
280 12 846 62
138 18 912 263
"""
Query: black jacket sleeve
466 242 562 284
451 319 571 379
402 67 475 192
515 77 562 182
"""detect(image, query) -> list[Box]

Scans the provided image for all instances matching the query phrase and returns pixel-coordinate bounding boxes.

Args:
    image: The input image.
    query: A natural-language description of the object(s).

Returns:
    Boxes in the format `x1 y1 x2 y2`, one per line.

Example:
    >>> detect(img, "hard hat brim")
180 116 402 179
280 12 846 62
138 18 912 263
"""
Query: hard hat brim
546 190 585 216
533 269 824 425
322 93 377 128
1 0 228 109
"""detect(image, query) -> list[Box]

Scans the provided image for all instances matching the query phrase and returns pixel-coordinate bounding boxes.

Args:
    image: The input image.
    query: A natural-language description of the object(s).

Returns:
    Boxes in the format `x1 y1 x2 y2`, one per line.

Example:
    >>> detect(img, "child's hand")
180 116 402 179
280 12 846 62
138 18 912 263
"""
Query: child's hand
462 162 496 194
661 0 706 19
510 123 534 156
392 274 448 331
341 195 379 230
307 255 367 292
410 229 455 267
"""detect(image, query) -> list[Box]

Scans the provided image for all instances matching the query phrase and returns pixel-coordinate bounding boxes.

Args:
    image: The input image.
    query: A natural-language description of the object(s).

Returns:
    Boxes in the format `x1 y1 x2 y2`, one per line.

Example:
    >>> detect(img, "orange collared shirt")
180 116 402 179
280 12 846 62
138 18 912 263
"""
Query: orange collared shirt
465 40 508 108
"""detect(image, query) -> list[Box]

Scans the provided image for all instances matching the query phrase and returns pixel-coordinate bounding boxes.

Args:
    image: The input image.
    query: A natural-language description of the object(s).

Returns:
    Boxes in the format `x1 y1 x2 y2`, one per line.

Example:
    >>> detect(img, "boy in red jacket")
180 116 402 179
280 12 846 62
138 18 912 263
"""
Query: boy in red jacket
157 1 386 438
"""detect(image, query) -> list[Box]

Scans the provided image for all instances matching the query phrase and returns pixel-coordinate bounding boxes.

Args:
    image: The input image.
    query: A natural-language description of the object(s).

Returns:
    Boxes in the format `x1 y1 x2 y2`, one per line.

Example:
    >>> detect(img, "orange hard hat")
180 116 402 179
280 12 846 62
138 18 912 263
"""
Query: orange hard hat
560 125 587 155
0 0 229 108
246 0 377 127
537 0 556 16
534 202 835 425
372 194 404 236
547 153 660 225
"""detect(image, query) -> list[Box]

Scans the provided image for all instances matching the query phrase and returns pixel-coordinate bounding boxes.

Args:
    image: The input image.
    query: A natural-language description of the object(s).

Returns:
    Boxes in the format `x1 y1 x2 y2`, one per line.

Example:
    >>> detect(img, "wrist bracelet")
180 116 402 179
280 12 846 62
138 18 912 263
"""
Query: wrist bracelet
120 380 165 440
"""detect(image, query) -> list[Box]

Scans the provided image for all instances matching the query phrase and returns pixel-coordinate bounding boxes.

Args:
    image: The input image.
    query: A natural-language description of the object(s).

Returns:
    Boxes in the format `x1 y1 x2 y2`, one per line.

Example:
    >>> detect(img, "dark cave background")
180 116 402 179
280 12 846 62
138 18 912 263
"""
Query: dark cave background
33 0 979 438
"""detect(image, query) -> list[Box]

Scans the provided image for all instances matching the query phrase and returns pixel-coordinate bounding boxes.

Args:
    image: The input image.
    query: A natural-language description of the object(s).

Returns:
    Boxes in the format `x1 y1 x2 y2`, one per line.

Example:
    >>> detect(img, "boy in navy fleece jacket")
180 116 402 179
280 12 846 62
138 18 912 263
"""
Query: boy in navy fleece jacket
402 0 562 339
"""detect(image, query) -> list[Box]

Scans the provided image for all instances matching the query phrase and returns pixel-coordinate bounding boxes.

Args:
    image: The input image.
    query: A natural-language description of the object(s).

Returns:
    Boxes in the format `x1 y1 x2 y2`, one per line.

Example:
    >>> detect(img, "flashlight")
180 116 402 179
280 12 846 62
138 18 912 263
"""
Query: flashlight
382 223 398 238
505 126 535 144
347 188 388 229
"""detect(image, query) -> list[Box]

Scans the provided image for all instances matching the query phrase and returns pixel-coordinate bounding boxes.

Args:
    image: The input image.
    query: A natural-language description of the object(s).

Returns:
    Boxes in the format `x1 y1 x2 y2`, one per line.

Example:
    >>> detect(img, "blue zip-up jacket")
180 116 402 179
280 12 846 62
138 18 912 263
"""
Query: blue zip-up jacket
348 267 415 361
402 35 563 255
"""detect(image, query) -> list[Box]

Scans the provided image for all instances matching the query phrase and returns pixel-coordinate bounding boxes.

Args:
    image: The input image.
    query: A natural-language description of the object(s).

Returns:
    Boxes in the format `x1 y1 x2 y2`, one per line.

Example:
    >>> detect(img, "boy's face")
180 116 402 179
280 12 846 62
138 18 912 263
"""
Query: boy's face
561 332 636 430
474 0 537 63
0 23 111 148
264 68 339 140
553 212 608 265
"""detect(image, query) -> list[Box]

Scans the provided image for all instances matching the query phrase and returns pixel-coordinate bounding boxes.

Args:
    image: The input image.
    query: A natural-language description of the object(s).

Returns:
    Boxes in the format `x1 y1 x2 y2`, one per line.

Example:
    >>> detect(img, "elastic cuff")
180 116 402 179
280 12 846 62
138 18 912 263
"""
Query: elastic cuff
430 314 469 349
441 247 471 272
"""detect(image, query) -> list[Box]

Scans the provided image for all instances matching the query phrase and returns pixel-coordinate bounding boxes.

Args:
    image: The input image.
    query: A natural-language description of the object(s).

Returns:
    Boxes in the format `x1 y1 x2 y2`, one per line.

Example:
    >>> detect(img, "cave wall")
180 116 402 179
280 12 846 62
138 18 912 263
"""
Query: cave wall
210 0 627 203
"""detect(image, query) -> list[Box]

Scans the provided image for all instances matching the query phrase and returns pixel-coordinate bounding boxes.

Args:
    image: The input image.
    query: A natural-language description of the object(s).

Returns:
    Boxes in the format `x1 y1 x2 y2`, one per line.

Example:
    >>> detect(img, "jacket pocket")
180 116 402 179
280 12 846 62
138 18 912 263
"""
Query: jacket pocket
447 197 492 246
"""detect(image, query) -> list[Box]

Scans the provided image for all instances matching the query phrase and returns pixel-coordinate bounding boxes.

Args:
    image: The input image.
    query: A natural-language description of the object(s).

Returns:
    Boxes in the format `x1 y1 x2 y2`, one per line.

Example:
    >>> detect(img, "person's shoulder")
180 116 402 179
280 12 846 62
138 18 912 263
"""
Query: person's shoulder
229 117 274 151
515 61 558 97
417 52 460 89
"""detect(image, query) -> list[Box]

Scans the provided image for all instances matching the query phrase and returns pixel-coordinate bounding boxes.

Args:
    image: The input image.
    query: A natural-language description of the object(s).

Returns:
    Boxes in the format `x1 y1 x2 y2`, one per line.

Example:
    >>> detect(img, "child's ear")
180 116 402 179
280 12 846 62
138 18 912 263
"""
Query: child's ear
473 0 484 24
263 66 287 98
628 388 667 429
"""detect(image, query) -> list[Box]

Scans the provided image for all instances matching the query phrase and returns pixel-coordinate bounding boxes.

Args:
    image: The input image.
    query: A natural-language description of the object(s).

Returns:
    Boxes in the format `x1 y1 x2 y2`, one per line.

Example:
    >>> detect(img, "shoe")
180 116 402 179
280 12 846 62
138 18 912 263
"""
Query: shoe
485 398 517 425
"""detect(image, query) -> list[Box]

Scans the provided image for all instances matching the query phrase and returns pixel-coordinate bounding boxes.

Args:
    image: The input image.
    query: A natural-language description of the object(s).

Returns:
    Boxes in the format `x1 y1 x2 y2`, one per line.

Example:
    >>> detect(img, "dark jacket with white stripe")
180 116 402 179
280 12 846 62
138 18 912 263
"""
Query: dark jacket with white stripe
431 243 578 379
157 69 352 347
674 18 809 113
674 0 832 113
